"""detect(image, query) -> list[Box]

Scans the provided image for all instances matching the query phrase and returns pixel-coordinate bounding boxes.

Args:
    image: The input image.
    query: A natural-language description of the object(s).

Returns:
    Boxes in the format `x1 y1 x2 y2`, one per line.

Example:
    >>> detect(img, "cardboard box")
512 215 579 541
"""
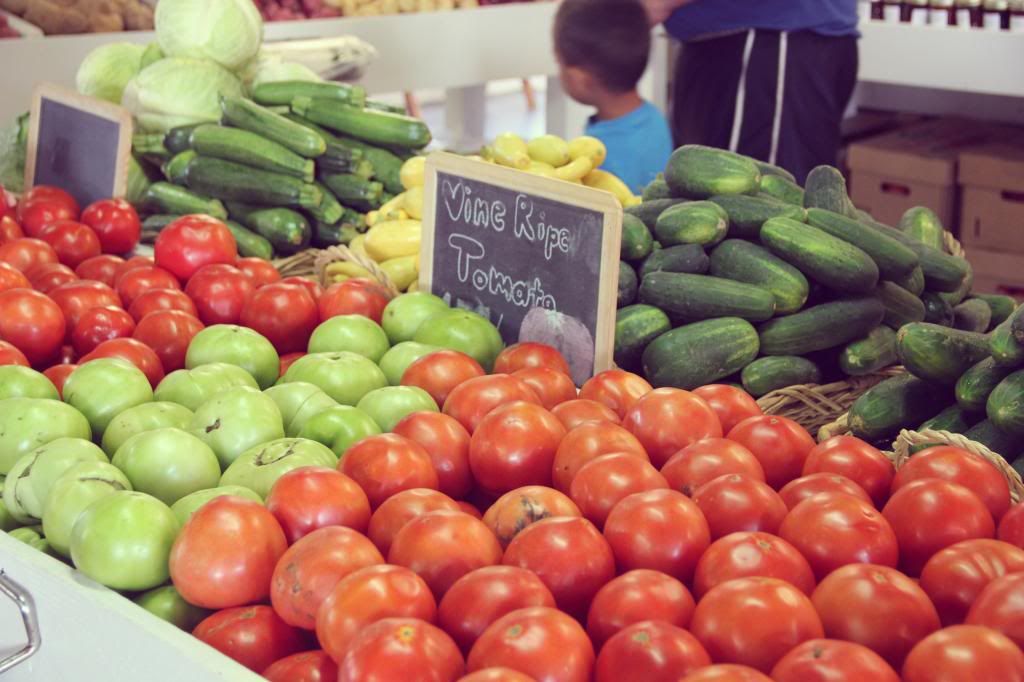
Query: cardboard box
959 142 1024 254
967 248 1024 298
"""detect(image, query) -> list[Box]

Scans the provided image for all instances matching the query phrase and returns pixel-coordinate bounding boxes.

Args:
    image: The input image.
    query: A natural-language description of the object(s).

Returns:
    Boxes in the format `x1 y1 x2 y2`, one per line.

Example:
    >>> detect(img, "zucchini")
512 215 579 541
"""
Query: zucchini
141 214 181 235
325 135 405 195
899 206 945 251
758 296 886 356
992 317 1024 368
638 272 776 323
760 217 879 294
625 198 689 231
839 325 898 377
896 323 992 385
664 145 761 199
319 143 373 177
615 304 671 371
618 261 638 308
654 201 729 247
953 299 993 333
189 125 314 182
224 220 274 260
307 182 345 225
251 80 366 108
987 370 1024 437
973 295 1018 328
957 357 1013 413
919 405 975 435
642 175 672 201
133 132 170 161
741 356 822 397
314 220 360 248
164 124 200 154
806 208 918 280
876 281 926 330
759 175 805 207
803 165 857 218
641 317 760 389
638 244 709 280
621 214 654 262
185 156 322 210
964 420 1019 458
708 194 806 240
320 173 384 213
921 292 954 326
220 96 326 158
848 374 952 441
291 98 431 150
364 99 407 115
894 266 926 297
162 149 197 184
234 207 311 255
709 239 809 314
142 182 227 219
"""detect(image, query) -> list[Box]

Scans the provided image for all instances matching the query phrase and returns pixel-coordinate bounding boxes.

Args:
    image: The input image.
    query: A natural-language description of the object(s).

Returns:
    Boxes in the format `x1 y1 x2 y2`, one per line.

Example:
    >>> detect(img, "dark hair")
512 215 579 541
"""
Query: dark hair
554 0 651 93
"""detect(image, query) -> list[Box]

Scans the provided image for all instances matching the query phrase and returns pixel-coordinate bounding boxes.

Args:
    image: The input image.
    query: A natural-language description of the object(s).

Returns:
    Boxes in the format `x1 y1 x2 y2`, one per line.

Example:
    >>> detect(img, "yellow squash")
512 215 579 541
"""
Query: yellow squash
400 156 427 190
492 132 530 170
568 136 607 168
583 169 634 205
554 156 593 182
527 134 570 167
364 219 422 262
403 186 424 220
379 254 419 291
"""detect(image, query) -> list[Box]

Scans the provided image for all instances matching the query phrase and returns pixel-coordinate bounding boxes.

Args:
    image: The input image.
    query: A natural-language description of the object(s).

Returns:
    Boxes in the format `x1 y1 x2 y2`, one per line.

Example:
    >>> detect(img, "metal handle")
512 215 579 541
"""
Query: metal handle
0 570 40 674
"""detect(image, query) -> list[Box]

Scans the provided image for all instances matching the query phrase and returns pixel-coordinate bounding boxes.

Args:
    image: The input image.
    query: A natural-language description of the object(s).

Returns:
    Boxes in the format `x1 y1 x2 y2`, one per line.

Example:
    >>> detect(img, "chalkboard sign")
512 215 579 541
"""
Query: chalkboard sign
25 84 132 209
420 152 622 385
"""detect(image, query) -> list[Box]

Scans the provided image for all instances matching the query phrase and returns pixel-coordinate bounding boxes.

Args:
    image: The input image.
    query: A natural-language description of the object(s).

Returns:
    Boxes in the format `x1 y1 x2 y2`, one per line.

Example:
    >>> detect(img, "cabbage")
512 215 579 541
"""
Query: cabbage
121 57 243 133
243 55 321 92
155 0 263 72
140 42 164 70
76 43 146 104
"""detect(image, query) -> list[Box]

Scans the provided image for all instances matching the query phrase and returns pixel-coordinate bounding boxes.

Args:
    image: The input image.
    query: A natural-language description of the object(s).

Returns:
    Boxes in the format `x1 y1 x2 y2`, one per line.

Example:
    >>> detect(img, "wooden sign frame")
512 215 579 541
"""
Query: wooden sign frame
420 151 623 382
25 83 133 203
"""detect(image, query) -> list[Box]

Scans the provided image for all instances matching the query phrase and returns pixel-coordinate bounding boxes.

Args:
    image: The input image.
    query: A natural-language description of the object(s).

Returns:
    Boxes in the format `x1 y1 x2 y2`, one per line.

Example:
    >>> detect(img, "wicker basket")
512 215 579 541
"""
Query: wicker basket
273 246 401 298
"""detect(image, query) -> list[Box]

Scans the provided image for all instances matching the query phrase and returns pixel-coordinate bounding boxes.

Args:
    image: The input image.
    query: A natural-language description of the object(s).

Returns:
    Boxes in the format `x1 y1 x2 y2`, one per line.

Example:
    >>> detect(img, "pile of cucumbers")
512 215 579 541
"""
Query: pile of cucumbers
130 80 431 260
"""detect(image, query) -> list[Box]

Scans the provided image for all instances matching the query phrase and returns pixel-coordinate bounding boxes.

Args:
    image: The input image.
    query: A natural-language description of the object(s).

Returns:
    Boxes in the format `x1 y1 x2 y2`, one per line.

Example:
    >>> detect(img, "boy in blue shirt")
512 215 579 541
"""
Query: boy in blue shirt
554 0 673 194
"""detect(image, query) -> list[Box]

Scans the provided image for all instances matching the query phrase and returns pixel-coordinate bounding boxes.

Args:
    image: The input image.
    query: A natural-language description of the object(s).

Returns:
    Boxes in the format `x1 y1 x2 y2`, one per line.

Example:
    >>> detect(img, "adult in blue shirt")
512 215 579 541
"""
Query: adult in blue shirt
643 0 860 184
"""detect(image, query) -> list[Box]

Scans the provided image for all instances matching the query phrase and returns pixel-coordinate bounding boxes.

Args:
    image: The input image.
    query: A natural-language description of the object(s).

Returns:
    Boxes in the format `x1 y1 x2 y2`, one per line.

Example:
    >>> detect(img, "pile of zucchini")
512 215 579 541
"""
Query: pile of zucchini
130 80 432 260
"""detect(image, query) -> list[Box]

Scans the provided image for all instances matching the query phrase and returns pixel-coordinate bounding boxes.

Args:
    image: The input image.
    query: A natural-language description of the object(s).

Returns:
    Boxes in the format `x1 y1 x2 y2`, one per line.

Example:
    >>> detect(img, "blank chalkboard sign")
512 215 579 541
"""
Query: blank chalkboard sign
420 152 622 385
25 84 132 208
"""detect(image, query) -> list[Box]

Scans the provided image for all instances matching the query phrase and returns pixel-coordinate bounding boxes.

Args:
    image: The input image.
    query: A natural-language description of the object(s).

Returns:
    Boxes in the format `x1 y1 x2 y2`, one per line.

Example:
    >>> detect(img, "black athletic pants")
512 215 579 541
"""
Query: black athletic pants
671 30 859 185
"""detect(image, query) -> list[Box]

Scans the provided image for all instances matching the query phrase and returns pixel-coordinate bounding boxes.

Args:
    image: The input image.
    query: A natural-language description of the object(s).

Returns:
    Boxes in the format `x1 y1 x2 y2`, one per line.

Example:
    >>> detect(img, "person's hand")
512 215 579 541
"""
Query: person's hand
640 0 695 25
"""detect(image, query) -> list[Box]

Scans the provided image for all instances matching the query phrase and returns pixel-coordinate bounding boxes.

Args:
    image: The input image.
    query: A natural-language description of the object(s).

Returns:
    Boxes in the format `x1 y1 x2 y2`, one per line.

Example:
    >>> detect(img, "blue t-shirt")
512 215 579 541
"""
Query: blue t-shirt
665 0 859 42
585 101 673 194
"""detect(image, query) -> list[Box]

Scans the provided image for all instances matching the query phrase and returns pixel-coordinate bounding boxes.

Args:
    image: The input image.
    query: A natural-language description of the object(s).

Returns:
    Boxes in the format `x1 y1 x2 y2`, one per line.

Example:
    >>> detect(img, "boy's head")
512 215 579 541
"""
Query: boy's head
554 0 651 106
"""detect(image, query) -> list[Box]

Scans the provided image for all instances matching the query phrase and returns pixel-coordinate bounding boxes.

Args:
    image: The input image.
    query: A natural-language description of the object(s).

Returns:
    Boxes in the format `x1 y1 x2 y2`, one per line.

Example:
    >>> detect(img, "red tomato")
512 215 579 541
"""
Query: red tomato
184 263 257 326
901 625 1024 682
154 214 236 281
603 489 710 583
367 489 461 556
779 472 872 510
319 279 389 324
236 257 281 288
692 474 788 540
338 617 465 682
316 564 437 664
74 254 123 287
920 538 1024 626
660 438 765 496
457 668 536 682
469 401 566 496
578 370 652 419
37 220 100 268
392 412 473 500
693 531 816 599
18 198 77 238
550 398 620 430
502 516 614 618
49 279 121 338
81 337 164 387
493 343 571 376
779 492 898 580
623 388 722 467
0 261 30 292
19 186 78 216
892 445 1011 521
263 651 338 682
690 577 824 673
1000 504 1024 549
403 350 488 409
595 620 710 682
467 607 594 682
443 374 542 434
803 435 895 507
131 310 203 373
883 478 995 576
569 452 668 528
281 276 323 302
726 415 815 489
966 572 1024 647
58 344 76 365
0 340 29 366
280 352 305 378
586 569 695 650
0 237 58 274
0 215 24 244
127 288 197 322
112 255 154 284
0 288 65 366
27 262 76 293
692 384 763 434
266 466 371 543
458 501 483 519
341 434 439 508
241 282 319 354
170 496 288 609
270 526 384 631
193 605 309 673
43 363 76 396
511 367 576 410
80 199 139 254
679 665 772 682
770 639 900 682
116 266 181 309
551 421 647 493
482 486 581 548
71 305 135 356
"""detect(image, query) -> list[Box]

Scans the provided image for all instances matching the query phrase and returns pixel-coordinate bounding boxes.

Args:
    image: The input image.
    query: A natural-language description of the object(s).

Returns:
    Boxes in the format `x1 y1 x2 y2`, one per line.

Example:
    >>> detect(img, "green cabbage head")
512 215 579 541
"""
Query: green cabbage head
155 0 263 72
121 57 244 133
76 43 146 104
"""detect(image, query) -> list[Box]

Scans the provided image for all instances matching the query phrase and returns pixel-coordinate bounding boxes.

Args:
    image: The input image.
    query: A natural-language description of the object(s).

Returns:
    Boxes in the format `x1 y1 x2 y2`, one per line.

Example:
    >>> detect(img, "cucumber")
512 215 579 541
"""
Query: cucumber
164 124 200 154
750 159 796 183
307 182 344 225
234 207 311 255
654 201 729 247
759 175 805 206
708 194 807 240
957 357 1014 413
896 323 992 385
664 145 761 199
806 208 918 280
291 98 431 150
220 96 326 158
142 182 227 219
940 260 974 307
894 266 926 296
709 239 809 314
758 296 886 356
189 125 314 182
185 156 322 210
876 281 926 330
639 272 776 323
863 218 969 293
741 356 822 397
803 165 856 218
641 317 760 389
162 149 196 184
625 198 689 231
141 214 181 235
638 244 709 280
848 374 952 441
224 220 274 260
760 217 879 294
251 80 366 108
618 262 638 308
899 206 945 251
953 299 993 333
621 214 654 262
839 326 898 376
992 318 1024 367
319 173 384 212
987 370 1024 437
921 292 954 326
642 175 672 201
615 304 671 371
964 419 1019 458
972 295 1018 328
919 405 975 435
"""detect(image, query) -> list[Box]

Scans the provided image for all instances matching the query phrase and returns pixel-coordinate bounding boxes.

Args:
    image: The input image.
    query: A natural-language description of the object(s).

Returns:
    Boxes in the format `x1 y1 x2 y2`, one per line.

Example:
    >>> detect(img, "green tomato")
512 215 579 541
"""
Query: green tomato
135 585 210 631
154 363 259 411
413 309 505 372
3 438 109 524
101 402 194 456
70 491 179 592
0 398 92 475
381 292 450 345
170 485 263 526
356 386 439 432
0 366 59 400
297 405 382 456
63 359 153 439
263 382 337 437
308 315 391 363
282 352 388 406
378 341 441 386
112 428 222 506
189 387 285 469
9 526 41 544
185 324 280 390
220 438 338 498
42 461 132 558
